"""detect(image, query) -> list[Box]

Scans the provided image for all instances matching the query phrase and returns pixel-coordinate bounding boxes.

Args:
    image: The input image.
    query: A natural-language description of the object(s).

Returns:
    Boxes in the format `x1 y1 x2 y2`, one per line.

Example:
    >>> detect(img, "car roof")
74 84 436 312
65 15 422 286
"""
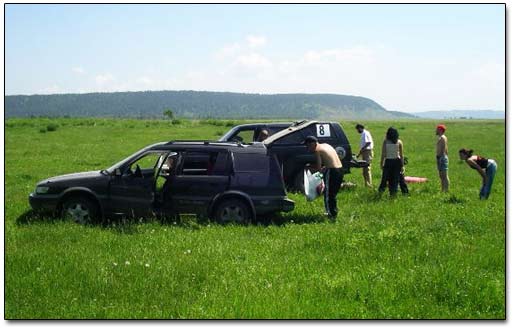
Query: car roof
229 122 293 129
151 140 268 154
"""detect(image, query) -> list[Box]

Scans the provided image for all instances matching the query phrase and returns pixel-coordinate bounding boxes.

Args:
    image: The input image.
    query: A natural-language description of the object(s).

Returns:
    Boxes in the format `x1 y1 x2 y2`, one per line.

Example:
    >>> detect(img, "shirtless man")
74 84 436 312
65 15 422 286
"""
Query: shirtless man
303 136 343 219
436 124 449 192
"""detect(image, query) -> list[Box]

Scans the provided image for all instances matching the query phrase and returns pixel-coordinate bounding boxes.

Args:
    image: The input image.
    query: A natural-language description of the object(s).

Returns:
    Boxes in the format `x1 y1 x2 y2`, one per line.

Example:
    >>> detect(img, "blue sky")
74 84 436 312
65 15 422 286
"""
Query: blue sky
4 4 505 112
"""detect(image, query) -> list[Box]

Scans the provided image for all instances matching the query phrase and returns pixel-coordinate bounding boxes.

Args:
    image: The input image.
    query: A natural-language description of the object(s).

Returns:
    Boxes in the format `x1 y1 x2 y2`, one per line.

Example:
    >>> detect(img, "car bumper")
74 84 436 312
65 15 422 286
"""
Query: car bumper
347 160 369 168
29 193 60 213
281 198 295 212
254 197 295 214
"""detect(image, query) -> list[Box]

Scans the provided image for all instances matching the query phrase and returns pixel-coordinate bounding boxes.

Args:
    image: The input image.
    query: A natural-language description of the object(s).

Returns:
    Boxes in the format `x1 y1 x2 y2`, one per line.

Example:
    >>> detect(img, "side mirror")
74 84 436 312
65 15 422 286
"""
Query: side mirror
114 168 122 176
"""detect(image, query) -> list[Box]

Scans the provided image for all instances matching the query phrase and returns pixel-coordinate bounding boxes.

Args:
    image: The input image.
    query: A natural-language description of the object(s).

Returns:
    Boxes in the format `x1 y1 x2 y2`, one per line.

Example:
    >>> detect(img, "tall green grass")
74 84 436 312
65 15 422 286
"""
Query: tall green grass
4 118 505 319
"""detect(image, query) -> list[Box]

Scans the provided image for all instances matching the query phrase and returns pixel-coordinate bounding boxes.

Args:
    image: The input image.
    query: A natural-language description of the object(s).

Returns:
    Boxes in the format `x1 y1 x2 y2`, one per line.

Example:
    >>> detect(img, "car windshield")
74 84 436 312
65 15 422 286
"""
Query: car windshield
218 127 240 142
105 143 165 174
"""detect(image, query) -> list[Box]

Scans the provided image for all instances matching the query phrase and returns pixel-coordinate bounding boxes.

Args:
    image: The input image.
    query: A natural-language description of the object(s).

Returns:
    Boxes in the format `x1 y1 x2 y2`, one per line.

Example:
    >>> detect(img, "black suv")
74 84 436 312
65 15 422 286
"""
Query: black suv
220 120 353 190
29 141 294 224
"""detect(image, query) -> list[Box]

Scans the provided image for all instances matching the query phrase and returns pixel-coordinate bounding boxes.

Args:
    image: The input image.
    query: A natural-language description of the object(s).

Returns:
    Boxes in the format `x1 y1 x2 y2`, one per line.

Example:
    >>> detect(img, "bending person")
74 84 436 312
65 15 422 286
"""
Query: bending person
458 148 497 200
303 136 343 220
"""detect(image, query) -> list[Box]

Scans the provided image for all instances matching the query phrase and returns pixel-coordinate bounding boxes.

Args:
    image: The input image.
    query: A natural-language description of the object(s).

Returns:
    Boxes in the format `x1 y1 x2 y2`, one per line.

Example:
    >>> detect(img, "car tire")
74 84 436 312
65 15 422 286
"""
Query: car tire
62 196 100 225
214 199 251 225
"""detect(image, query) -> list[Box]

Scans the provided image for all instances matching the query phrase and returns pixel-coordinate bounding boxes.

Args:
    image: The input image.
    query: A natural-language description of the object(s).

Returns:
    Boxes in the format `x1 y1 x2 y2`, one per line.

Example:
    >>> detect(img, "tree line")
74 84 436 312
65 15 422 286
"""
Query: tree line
5 90 413 119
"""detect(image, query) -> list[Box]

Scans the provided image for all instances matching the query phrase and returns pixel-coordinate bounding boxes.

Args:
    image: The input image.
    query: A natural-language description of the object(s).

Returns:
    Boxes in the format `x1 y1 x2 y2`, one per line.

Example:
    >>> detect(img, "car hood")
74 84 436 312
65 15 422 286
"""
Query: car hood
37 171 104 185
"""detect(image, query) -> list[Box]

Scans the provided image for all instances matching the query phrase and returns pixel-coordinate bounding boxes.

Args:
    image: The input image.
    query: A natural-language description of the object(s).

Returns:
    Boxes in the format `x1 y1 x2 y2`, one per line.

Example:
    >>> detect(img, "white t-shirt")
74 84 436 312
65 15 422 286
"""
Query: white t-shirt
360 129 374 150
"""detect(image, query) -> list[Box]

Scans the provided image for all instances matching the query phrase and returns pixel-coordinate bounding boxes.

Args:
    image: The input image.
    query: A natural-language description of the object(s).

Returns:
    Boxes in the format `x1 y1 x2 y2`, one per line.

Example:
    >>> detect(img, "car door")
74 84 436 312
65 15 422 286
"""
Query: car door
165 150 230 215
109 151 167 218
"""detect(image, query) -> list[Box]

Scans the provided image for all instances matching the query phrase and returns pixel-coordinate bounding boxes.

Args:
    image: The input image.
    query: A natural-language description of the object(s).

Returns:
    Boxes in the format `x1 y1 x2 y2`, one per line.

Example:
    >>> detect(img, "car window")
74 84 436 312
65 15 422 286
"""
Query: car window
128 152 164 173
268 126 287 135
233 153 269 173
210 152 229 175
228 129 255 143
180 151 227 176
155 153 177 193
157 152 178 176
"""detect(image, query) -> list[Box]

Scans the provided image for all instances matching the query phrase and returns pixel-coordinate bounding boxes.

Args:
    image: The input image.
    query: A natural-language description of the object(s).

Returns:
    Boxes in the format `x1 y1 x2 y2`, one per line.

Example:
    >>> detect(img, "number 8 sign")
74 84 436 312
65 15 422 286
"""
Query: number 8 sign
316 124 331 138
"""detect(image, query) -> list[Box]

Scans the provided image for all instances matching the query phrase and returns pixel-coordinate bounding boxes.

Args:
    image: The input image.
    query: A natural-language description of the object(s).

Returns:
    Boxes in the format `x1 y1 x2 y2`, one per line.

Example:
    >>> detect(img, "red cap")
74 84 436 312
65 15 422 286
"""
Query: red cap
436 124 446 133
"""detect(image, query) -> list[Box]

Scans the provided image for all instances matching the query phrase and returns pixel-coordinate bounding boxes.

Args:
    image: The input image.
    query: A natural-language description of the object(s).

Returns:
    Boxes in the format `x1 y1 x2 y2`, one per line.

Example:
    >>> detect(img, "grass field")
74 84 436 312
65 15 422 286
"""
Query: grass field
4 118 506 319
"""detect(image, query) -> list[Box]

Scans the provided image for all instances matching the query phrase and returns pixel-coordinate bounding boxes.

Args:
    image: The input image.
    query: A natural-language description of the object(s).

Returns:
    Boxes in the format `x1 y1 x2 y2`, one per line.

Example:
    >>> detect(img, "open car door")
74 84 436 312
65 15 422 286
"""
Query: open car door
109 150 170 218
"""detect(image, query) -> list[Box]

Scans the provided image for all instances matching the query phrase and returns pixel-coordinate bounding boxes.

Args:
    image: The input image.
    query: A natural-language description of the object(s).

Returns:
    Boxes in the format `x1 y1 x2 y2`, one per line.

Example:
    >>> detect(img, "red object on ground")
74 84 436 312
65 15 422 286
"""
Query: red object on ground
404 176 428 183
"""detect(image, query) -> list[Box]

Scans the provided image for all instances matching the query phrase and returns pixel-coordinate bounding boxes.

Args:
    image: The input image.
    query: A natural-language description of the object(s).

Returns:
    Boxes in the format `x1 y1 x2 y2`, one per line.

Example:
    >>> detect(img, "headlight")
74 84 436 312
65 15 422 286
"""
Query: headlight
36 186 50 194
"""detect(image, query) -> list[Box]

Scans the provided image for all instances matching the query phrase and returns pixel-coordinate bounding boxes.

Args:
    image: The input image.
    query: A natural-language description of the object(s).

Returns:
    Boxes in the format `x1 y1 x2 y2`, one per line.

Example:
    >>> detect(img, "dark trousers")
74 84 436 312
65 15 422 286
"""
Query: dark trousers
379 159 403 195
399 174 409 194
323 168 343 217
379 172 409 194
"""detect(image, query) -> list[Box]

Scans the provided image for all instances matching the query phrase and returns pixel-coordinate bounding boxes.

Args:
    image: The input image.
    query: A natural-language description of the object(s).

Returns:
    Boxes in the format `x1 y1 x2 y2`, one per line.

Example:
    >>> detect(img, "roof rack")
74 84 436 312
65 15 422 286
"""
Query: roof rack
165 140 244 147
292 120 308 126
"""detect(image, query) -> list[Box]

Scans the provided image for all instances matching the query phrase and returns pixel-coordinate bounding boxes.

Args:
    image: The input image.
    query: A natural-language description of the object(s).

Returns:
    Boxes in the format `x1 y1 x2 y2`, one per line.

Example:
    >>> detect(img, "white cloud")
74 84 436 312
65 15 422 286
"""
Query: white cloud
138 76 154 85
95 73 115 85
272 46 379 95
470 61 505 84
298 46 376 67
215 35 267 62
208 44 381 95
235 53 272 69
185 71 206 81
72 66 85 74
39 85 61 94
246 35 267 48
215 43 241 60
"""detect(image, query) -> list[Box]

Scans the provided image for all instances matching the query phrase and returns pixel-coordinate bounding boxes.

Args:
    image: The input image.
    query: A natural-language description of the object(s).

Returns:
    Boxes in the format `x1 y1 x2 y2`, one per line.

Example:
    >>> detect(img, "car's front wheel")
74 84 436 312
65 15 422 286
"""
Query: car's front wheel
62 196 100 225
214 199 251 225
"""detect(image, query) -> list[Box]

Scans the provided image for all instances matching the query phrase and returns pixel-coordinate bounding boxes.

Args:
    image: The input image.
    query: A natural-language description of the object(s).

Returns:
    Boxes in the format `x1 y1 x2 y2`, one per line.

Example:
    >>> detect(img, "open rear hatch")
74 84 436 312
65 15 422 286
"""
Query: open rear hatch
262 120 318 146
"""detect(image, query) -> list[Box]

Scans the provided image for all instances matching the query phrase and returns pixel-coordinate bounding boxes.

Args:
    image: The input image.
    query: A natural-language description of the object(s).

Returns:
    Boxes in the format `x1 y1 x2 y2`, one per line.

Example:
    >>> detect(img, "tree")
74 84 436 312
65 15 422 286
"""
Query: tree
163 109 174 120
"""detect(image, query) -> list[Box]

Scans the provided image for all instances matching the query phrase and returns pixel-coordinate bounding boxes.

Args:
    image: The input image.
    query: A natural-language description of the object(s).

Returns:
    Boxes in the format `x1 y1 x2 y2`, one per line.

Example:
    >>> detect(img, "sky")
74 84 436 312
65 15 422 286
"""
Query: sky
4 3 505 113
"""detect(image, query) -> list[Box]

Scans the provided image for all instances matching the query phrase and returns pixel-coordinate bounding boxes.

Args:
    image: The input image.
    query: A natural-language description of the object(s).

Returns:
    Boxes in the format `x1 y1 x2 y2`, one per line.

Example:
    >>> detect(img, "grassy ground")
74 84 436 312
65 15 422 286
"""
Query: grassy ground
4 118 505 319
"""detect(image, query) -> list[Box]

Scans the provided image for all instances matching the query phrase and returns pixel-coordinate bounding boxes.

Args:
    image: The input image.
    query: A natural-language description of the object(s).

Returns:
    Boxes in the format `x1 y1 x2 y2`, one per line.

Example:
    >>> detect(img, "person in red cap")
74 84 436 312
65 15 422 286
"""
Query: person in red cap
436 124 449 192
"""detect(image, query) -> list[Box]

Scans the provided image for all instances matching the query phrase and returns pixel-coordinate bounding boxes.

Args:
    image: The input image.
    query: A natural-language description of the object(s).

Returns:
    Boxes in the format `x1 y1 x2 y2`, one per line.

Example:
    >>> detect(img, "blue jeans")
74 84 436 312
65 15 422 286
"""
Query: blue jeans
480 160 497 200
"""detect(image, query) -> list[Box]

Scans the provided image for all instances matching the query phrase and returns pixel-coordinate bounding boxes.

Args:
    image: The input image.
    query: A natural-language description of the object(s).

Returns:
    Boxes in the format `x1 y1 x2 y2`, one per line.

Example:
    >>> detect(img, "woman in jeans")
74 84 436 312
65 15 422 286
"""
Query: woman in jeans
378 127 405 196
458 148 498 200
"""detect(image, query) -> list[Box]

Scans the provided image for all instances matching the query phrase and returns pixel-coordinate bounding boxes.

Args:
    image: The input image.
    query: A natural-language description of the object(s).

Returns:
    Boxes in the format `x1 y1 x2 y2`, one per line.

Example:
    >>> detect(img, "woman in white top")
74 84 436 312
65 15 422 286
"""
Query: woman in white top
378 127 405 196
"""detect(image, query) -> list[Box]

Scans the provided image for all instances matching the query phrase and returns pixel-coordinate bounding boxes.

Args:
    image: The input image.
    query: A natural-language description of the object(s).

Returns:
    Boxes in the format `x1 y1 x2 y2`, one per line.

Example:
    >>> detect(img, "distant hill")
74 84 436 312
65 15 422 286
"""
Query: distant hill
414 110 505 120
5 90 414 120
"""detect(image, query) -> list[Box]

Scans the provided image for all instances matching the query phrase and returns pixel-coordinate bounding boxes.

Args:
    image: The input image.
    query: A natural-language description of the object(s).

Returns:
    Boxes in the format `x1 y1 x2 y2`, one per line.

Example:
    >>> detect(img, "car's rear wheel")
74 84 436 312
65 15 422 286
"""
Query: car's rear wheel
214 199 251 225
62 196 99 225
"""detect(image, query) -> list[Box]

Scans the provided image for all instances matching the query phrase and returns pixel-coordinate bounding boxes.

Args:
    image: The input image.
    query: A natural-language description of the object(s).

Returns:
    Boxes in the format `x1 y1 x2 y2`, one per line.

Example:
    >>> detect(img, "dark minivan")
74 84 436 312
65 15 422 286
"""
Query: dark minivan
29 141 294 224
220 120 353 190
